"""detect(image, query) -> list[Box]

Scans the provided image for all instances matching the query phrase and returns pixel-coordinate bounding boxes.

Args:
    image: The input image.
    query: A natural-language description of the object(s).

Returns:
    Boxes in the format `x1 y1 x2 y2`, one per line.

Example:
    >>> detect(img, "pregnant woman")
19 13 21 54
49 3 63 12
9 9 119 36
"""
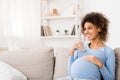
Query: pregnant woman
57 12 115 80
68 12 115 80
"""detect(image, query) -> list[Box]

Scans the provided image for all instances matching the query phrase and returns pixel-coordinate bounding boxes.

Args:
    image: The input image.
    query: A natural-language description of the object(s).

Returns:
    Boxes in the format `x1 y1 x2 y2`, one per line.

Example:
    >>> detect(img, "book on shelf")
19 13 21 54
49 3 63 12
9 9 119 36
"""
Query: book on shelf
46 26 52 36
41 26 44 36
41 26 52 36
70 25 75 35
70 25 79 35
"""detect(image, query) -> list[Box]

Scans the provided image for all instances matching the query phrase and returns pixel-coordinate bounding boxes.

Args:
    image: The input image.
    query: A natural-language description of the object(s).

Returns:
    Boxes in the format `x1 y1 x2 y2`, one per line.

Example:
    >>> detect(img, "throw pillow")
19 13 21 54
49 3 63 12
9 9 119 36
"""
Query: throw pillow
0 60 27 80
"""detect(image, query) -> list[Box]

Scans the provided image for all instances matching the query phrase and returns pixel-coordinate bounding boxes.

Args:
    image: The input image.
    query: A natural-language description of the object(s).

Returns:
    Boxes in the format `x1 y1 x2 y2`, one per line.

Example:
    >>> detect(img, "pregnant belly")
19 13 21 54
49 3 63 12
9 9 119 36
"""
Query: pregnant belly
71 58 100 78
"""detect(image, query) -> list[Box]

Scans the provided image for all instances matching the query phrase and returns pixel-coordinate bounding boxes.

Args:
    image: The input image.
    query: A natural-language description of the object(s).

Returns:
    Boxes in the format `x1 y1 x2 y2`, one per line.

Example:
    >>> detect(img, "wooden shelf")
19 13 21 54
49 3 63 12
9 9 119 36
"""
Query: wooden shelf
41 15 76 19
40 0 83 48
41 35 75 39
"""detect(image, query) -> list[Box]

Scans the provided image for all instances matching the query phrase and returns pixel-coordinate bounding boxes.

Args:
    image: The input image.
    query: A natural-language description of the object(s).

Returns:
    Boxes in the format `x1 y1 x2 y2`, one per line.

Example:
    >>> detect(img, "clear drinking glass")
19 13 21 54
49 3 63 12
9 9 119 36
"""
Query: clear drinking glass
76 27 85 51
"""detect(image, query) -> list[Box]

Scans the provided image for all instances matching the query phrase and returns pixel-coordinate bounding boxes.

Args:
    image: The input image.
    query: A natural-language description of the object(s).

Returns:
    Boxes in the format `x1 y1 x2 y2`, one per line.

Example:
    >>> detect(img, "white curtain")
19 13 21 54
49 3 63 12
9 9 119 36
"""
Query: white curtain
0 0 41 50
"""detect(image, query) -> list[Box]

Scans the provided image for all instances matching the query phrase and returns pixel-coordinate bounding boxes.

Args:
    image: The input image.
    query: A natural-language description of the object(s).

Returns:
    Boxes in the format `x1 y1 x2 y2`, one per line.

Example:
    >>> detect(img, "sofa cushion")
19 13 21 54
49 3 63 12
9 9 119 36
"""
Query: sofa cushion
0 47 54 80
53 48 70 80
114 48 120 80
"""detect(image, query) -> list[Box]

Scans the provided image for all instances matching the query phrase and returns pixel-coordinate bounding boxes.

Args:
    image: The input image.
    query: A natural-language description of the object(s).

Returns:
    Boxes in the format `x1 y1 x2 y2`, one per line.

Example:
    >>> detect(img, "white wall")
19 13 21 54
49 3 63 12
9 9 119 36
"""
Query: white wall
83 0 120 49
0 0 120 49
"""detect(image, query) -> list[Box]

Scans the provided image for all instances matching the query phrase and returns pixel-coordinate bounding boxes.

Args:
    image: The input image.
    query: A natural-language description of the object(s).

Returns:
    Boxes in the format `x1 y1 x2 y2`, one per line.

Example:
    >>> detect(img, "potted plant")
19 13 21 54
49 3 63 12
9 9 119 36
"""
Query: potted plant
56 30 60 32
56 30 60 35
64 29 68 35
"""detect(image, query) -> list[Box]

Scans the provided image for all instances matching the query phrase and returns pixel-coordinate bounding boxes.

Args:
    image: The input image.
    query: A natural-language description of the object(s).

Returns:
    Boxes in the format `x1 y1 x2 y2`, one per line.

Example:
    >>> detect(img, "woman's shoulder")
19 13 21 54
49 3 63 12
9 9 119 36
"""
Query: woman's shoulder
104 45 114 51
104 45 115 56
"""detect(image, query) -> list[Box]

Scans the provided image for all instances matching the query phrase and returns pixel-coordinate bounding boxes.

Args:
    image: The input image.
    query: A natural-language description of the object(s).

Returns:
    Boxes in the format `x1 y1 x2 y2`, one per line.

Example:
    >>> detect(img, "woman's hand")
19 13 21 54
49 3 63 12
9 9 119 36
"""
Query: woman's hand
69 40 84 56
83 56 103 68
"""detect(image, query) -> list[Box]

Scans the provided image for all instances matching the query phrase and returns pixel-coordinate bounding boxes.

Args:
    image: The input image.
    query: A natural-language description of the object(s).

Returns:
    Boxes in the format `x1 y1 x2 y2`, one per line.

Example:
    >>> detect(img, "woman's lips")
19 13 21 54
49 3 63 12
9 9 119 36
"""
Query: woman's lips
86 34 91 38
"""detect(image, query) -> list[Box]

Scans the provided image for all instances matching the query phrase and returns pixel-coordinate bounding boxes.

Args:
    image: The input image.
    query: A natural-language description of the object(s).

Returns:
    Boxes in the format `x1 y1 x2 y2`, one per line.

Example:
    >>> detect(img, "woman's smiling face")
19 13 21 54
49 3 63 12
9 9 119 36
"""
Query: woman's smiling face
84 22 101 41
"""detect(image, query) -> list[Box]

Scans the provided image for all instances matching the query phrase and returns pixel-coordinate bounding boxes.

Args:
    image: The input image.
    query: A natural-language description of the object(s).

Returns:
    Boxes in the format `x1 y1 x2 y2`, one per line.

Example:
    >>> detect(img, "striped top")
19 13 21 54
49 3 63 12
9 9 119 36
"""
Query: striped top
68 43 115 80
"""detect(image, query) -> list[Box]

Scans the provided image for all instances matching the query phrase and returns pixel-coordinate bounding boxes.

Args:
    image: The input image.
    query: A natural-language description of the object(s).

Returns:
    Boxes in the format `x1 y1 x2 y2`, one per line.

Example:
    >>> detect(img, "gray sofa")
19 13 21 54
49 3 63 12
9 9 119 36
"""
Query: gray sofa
0 47 120 80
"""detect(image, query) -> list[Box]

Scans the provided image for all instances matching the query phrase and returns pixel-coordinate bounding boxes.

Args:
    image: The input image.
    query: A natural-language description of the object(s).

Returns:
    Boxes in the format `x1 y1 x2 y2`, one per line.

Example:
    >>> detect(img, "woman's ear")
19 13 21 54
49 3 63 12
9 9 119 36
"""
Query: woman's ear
98 28 101 32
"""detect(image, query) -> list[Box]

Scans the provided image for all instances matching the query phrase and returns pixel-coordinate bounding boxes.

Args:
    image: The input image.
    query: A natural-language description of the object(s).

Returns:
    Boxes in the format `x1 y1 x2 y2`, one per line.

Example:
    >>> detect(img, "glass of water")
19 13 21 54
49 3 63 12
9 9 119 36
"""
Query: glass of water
76 27 86 51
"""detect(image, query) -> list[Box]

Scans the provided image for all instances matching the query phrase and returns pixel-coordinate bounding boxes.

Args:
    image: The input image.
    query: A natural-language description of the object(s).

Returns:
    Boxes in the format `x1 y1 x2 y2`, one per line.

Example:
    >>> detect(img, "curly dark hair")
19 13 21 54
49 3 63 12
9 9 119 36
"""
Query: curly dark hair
81 12 109 42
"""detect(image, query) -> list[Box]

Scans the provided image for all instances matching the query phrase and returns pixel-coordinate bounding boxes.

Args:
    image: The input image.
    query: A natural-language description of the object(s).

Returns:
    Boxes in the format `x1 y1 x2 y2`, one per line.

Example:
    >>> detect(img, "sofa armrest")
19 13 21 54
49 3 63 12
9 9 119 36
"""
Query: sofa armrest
114 48 120 80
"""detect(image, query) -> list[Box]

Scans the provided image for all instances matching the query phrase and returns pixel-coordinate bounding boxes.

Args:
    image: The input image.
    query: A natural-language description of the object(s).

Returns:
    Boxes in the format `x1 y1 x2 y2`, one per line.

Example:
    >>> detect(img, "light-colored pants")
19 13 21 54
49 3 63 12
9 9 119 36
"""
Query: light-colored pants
56 76 91 80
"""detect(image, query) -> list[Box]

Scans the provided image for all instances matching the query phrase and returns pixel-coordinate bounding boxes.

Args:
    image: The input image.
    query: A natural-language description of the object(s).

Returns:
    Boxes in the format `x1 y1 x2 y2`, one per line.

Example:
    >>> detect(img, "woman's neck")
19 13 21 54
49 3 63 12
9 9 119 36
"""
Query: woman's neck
89 40 105 49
